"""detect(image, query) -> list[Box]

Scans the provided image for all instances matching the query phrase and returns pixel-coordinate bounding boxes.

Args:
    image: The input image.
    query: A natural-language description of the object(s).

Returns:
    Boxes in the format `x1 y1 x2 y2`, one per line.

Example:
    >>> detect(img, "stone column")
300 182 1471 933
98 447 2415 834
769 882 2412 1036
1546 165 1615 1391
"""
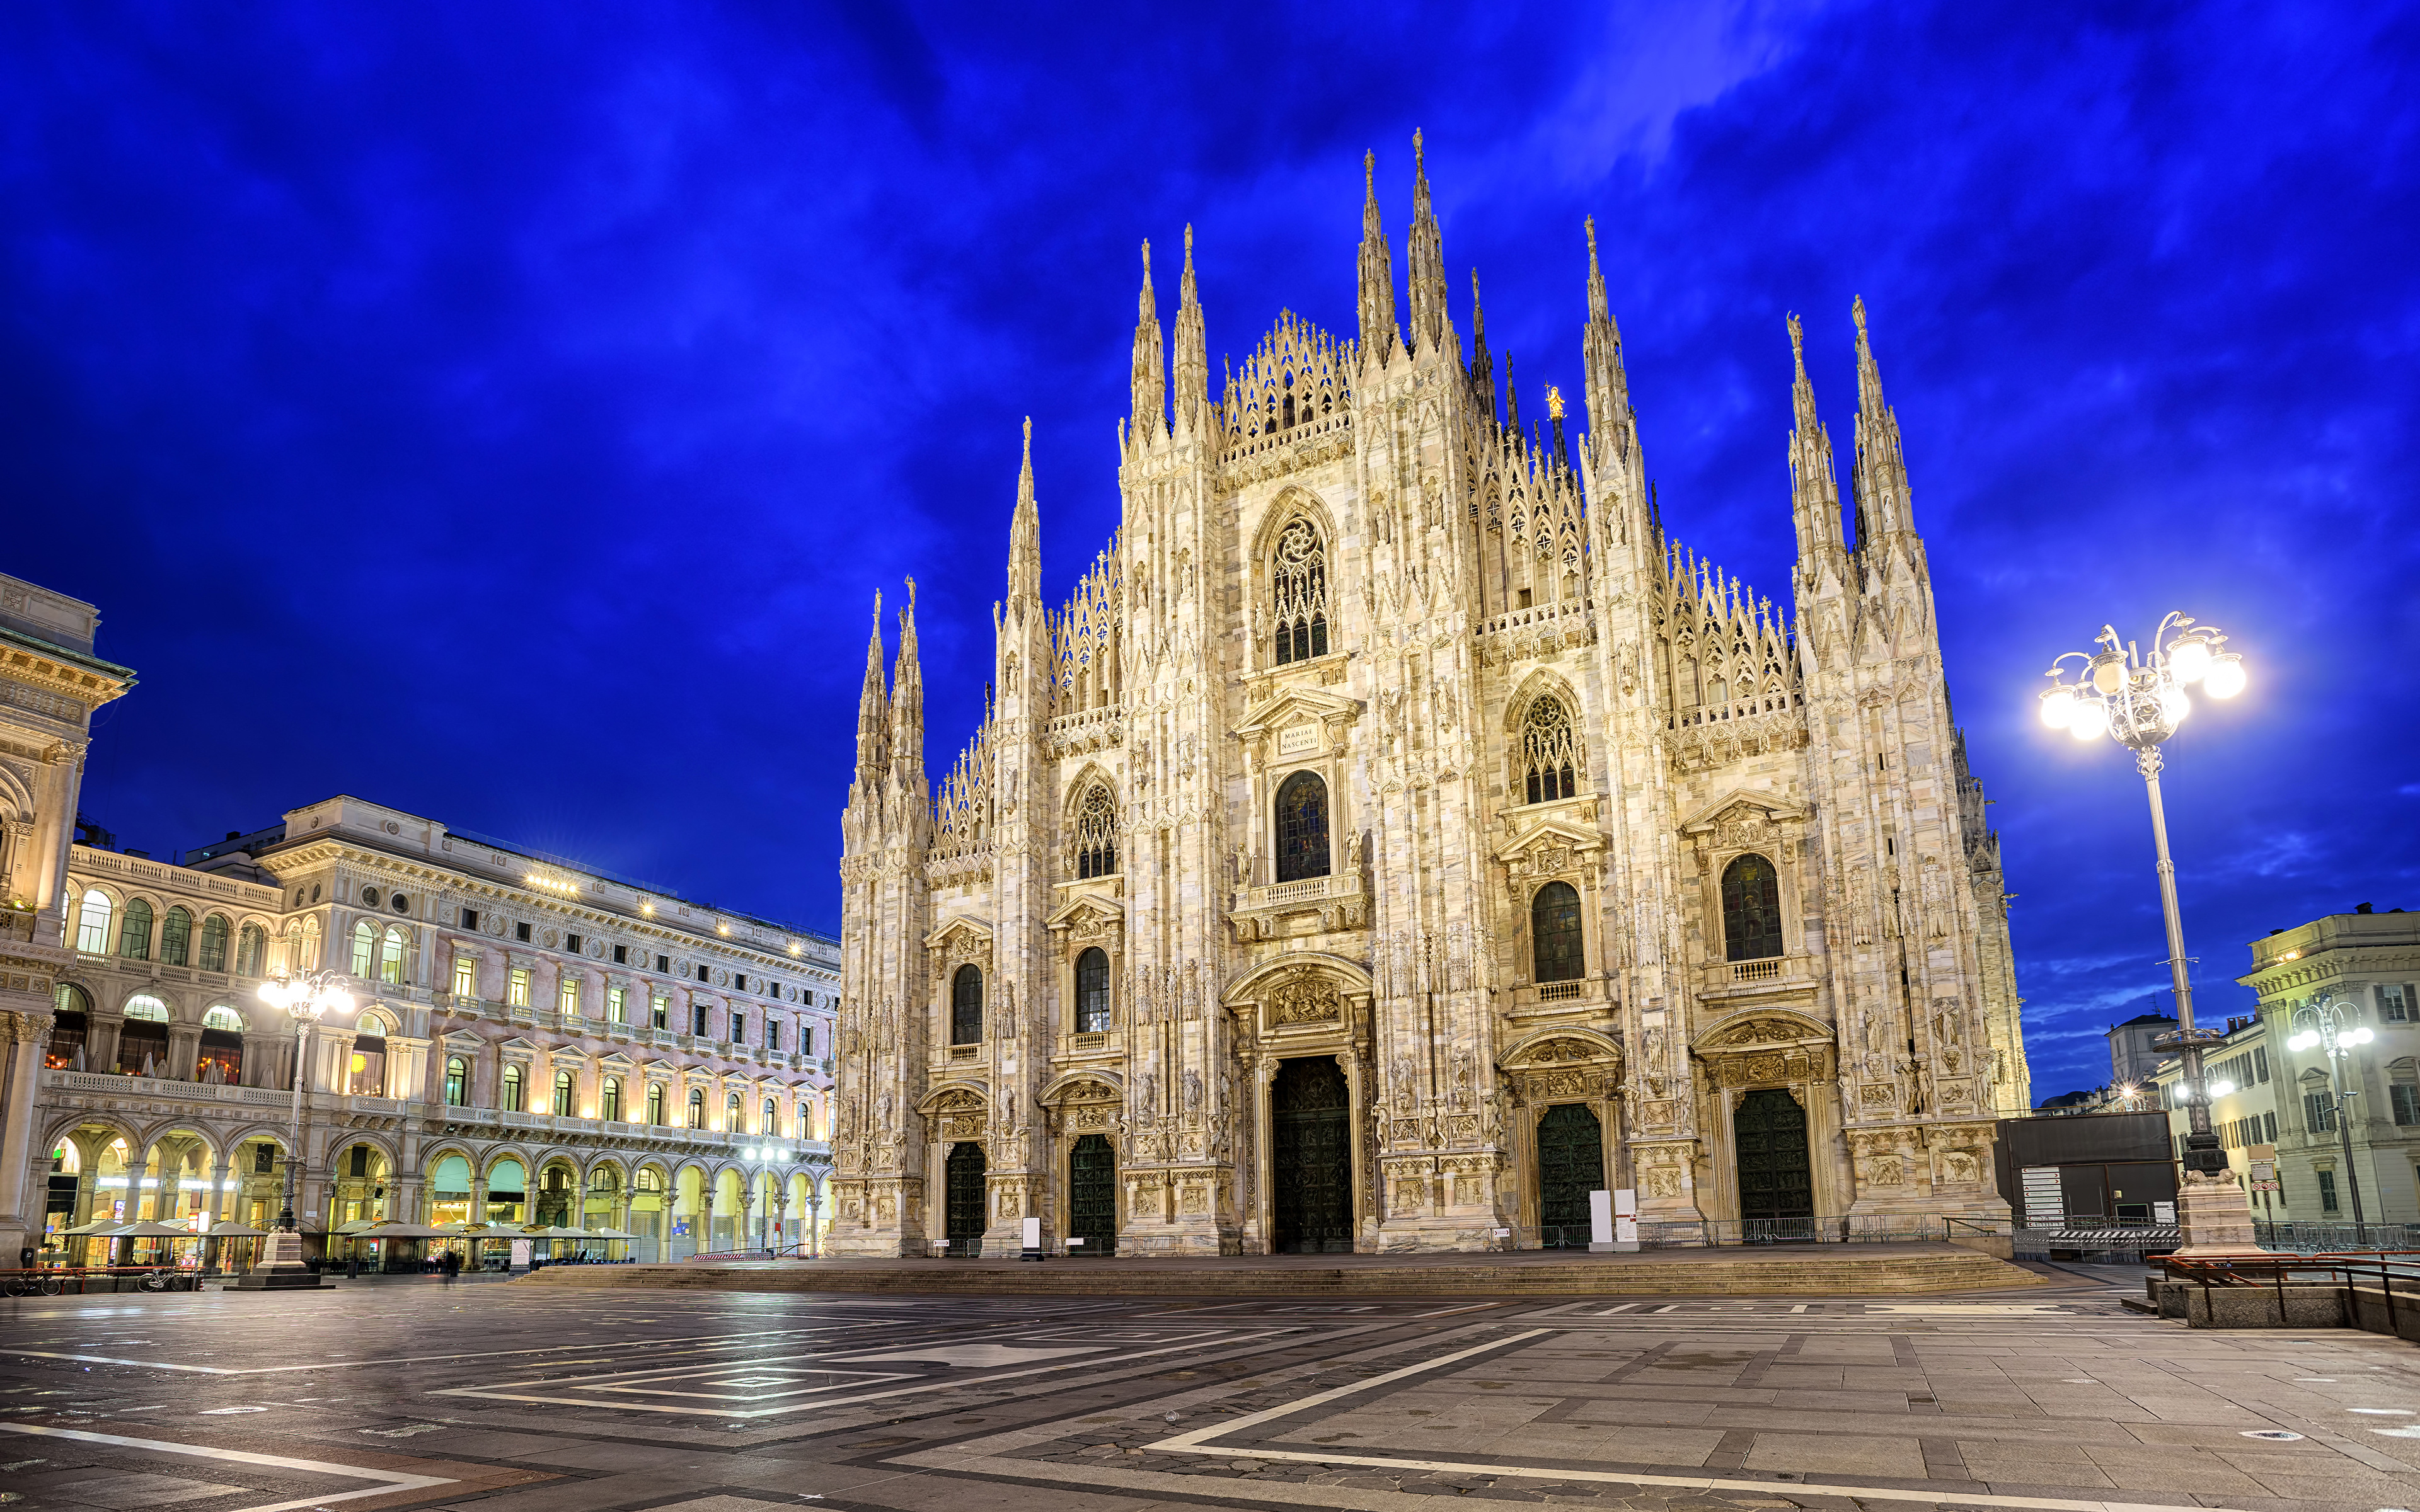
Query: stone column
0 1014 48 1256
166 1023 204 1080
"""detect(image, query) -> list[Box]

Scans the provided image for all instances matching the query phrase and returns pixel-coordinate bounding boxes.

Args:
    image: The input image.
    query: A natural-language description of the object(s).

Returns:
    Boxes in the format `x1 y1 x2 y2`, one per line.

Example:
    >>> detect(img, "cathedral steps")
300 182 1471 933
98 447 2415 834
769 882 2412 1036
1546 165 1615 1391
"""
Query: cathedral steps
519 1244 2041 1297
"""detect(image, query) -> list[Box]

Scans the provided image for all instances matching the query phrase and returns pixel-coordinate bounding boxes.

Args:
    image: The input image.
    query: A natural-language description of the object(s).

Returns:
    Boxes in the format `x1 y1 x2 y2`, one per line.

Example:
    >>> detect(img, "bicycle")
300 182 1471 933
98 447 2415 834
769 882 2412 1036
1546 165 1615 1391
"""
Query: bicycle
2 1273 63 1297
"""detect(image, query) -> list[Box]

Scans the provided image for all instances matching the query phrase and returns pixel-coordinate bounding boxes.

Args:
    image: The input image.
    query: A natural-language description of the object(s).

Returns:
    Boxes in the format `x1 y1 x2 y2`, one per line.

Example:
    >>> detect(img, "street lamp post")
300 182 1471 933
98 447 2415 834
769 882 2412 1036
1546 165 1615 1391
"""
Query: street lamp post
2040 612 2256 1255
233 968 354 1290
2287 992 2373 1244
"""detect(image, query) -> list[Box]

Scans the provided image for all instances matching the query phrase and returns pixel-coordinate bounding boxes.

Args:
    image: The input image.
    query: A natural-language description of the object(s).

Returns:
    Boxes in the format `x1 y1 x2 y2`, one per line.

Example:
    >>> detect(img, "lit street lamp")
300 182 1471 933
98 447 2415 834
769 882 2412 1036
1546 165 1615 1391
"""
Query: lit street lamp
233 968 354 1290
2286 991 2373 1242
2040 612 2254 1254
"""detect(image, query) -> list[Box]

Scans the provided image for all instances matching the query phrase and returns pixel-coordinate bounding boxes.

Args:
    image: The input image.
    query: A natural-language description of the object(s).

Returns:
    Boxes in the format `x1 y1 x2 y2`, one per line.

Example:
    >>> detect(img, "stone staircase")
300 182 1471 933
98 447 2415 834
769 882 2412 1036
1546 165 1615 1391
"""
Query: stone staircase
521 1243 2041 1297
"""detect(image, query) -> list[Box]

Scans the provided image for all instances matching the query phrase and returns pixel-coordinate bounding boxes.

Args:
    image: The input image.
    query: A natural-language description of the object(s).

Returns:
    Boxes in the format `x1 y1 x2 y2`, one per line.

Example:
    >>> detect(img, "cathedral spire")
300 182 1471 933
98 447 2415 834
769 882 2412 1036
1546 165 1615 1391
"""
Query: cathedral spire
1468 268 1497 423
1787 312 1844 565
1131 239 1165 442
1580 217 1634 462
1405 129 1449 355
1008 418 1042 605
1502 349 1521 439
1849 296 1916 545
1355 151 1398 368
1170 224 1210 437
888 576 925 789
854 591 887 790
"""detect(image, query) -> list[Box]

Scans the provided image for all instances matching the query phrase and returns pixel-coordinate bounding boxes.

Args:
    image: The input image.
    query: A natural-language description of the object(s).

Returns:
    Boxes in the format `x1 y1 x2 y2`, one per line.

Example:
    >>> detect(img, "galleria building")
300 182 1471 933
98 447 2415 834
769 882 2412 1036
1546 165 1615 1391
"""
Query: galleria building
830 142 2034 1257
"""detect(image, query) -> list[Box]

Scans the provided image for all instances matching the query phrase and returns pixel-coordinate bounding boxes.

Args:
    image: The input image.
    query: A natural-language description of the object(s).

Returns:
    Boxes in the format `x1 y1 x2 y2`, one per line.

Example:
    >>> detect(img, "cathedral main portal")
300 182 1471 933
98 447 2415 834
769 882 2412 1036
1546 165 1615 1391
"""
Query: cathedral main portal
1068 1134 1117 1256
1270 1058 1353 1253
1535 1104 1605 1247
1733 1089 1815 1227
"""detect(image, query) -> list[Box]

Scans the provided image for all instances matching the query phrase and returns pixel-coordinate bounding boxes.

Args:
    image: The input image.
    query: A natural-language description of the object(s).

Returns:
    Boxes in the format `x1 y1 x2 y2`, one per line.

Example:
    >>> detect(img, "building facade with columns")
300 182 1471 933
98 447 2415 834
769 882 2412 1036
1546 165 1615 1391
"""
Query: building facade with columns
831 142 2031 1259
0 570 136 1266
38 794 839 1264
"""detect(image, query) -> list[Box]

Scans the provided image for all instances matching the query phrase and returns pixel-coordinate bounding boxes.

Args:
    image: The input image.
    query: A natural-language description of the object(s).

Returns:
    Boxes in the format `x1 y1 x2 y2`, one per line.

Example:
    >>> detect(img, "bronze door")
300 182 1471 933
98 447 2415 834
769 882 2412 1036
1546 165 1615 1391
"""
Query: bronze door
1069 1134 1117 1256
1733 1088 1814 1224
1536 1103 1603 1247
945 1142 988 1257
1271 1057 1353 1253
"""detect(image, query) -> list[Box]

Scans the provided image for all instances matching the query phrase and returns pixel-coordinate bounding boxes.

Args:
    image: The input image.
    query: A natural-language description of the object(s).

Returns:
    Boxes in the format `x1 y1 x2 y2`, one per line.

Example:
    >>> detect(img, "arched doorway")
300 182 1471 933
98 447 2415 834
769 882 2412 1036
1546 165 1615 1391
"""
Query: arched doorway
1270 1057 1352 1253
1733 1088 1814 1230
944 1142 987 1257
1068 1134 1116 1256
1535 1104 1603 1247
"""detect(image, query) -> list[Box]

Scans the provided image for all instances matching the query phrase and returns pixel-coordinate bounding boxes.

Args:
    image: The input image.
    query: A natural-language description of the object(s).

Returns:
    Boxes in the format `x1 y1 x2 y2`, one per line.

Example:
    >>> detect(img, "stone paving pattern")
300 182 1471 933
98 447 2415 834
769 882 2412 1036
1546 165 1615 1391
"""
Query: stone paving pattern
0 1268 2414 1511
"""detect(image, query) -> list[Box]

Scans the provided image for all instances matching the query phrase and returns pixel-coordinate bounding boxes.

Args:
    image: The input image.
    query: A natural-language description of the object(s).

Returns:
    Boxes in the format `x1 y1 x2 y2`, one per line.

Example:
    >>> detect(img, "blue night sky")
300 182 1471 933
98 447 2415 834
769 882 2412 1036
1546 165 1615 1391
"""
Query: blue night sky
4 3 2414 1099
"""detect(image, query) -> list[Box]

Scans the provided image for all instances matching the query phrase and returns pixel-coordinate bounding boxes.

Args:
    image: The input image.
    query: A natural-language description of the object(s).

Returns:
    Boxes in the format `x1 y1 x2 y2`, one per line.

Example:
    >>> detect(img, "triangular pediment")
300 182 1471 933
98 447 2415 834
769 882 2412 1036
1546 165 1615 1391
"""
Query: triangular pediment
1231 684 1363 737
1495 816 1605 864
923 915 993 950
498 1036 539 1054
597 1051 636 1070
1045 893 1125 932
1678 789 1809 835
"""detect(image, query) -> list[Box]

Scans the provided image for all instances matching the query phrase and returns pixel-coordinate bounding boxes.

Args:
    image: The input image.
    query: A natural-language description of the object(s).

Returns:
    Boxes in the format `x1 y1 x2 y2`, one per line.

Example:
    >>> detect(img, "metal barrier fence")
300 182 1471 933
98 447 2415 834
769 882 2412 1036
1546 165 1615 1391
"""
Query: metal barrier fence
2011 1220 2179 1259
2162 1250 2420 1337
1 1266 201 1295
2254 1220 2419 1252
1635 1216 2007 1247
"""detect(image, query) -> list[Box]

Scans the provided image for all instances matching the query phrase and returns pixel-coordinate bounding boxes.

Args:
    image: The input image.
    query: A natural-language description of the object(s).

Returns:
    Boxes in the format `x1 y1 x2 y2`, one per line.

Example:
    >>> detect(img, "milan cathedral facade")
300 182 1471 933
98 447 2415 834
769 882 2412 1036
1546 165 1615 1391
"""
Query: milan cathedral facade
831 141 2031 1257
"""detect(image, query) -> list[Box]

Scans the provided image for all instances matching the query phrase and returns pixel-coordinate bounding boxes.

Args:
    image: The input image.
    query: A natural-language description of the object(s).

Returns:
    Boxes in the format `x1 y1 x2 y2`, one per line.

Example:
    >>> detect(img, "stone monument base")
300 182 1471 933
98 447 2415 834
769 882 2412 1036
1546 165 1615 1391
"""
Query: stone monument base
229 1229 324 1290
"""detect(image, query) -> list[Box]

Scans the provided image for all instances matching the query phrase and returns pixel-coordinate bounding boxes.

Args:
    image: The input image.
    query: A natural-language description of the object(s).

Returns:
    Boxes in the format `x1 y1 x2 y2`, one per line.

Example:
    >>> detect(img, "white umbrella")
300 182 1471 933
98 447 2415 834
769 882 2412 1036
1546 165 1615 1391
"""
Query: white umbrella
202 1222 268 1238
357 1222 452 1239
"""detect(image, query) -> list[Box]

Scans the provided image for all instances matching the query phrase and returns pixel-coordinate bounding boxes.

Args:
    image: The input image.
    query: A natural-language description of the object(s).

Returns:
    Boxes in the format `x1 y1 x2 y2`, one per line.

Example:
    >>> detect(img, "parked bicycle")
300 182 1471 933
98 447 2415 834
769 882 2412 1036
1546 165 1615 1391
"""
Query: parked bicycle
1 1271 64 1297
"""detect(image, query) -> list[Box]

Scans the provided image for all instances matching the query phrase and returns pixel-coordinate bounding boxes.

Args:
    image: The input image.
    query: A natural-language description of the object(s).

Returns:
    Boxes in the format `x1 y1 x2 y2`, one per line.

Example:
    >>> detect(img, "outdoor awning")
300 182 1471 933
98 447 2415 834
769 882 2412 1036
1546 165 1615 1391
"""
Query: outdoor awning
59 1219 123 1236
201 1222 269 1238
114 1220 202 1239
585 1227 638 1240
355 1222 452 1239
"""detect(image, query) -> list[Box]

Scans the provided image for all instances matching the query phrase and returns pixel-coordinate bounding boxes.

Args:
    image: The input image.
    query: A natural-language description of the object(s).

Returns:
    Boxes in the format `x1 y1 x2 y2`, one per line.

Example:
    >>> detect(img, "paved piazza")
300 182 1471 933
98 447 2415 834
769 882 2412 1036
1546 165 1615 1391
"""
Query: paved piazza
3 1273 2419 1512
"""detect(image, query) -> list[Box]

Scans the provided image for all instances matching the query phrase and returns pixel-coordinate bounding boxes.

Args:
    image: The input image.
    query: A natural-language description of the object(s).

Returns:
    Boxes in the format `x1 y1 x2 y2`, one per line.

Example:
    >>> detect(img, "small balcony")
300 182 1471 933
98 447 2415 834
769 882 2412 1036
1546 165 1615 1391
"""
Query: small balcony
1697 954 1818 1002
1227 869 1367 941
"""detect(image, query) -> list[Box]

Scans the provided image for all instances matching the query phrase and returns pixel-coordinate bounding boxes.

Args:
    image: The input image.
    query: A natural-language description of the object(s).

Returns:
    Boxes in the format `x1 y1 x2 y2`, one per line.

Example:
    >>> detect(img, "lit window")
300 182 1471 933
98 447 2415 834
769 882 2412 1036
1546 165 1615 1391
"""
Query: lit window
553 1069 574 1117
726 1092 741 1130
558 976 580 1017
652 993 669 1030
507 969 531 1007
350 919 376 976
202 1004 245 1032
502 1064 523 1111
602 1077 623 1123
647 1084 665 1125
608 986 626 1024
451 956 476 1000
380 926 407 985
444 1057 468 1106
122 994 170 1022
76 890 112 954
686 1087 704 1126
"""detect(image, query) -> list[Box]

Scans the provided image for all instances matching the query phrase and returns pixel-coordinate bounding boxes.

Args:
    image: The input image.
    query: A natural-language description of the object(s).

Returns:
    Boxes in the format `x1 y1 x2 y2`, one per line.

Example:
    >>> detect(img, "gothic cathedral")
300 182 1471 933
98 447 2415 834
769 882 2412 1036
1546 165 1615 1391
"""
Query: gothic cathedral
832 139 2031 1257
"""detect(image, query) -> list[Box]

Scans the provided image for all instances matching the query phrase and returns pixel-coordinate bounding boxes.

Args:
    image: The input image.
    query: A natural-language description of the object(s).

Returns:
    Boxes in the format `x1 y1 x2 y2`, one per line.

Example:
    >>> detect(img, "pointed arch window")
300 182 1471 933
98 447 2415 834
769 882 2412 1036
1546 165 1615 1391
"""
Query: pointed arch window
117 898 153 959
1720 854 1785 962
1073 786 1118 878
76 889 112 954
951 964 983 1046
1274 770 1331 883
1520 696 1579 805
1270 518 1330 665
1531 881 1584 983
1075 947 1110 1033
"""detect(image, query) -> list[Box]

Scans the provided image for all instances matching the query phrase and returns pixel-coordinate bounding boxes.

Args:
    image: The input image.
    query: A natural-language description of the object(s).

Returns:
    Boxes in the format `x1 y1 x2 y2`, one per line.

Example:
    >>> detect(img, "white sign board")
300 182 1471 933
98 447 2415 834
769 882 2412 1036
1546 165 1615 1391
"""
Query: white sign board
1614 1187 1638 1244
1589 1190 1614 1247
1022 1217 1042 1250
509 1239 531 1269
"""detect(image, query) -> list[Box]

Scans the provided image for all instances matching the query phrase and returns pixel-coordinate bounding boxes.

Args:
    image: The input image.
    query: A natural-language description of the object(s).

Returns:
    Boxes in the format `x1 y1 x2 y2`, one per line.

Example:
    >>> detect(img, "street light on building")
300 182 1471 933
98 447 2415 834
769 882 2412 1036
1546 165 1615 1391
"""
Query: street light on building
2039 612 2254 1254
233 968 352 1290
2286 991 2373 1242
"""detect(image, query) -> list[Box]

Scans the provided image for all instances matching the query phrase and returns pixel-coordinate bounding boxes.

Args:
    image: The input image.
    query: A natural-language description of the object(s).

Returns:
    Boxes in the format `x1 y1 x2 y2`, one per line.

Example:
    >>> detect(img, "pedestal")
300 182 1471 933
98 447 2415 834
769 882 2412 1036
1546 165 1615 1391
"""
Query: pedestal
2170 1167 2263 1257
229 1230 324 1290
